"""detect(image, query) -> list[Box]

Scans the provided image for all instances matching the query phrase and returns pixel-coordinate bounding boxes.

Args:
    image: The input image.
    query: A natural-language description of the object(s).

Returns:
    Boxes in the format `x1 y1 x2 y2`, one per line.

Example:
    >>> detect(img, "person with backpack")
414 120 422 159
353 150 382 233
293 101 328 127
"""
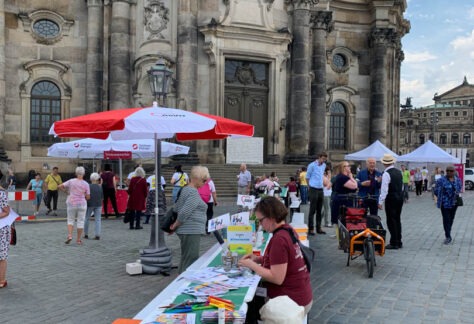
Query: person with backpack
170 165 188 203
238 197 313 321
198 176 218 234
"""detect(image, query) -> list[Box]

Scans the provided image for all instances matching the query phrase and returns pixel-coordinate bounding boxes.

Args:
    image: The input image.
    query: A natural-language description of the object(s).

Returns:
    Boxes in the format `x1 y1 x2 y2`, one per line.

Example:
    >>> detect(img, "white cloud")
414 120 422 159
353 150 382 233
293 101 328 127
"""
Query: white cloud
404 51 437 63
451 29 474 51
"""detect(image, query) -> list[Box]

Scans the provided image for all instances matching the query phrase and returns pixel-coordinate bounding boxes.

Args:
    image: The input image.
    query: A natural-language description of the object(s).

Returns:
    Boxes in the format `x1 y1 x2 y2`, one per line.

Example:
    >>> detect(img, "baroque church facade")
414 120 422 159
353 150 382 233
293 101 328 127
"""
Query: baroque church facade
0 0 409 175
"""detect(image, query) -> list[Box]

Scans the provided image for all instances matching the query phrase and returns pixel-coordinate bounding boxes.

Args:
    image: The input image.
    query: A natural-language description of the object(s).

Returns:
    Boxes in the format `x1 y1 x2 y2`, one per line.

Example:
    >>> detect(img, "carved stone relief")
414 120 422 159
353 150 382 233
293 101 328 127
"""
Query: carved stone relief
144 0 170 40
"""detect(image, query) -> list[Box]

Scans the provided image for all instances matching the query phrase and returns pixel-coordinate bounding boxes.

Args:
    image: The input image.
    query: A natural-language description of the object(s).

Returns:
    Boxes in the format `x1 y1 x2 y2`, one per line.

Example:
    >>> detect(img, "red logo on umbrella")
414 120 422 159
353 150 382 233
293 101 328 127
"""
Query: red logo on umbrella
132 144 138 150
74 143 80 148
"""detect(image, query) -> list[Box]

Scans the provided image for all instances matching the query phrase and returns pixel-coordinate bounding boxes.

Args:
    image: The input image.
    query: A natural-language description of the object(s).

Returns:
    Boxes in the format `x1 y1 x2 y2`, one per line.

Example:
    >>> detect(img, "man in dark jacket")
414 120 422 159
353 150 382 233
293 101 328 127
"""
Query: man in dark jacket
378 154 404 250
356 157 382 216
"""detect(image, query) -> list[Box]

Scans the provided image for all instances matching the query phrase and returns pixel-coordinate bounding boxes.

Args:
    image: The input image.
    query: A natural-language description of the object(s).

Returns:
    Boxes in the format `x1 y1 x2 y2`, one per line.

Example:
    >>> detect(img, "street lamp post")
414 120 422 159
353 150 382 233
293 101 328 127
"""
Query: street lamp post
139 60 174 275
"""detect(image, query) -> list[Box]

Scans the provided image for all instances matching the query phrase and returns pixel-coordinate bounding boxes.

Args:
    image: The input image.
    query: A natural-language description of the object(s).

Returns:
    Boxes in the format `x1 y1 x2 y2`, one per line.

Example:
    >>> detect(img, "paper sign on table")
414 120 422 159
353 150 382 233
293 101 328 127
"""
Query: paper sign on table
236 195 255 208
208 213 231 232
227 225 253 254
230 212 249 225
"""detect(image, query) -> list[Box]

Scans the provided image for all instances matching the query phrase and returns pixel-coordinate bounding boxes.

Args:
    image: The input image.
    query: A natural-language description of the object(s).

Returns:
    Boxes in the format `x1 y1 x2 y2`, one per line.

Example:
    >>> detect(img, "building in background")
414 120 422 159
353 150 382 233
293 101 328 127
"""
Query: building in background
400 77 474 166
0 0 409 177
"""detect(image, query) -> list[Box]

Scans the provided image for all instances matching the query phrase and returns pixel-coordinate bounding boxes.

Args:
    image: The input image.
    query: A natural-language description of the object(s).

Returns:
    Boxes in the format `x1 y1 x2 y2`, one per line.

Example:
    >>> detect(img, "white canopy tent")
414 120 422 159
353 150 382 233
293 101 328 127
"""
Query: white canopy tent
48 137 190 186
47 137 189 159
397 140 460 163
345 140 399 161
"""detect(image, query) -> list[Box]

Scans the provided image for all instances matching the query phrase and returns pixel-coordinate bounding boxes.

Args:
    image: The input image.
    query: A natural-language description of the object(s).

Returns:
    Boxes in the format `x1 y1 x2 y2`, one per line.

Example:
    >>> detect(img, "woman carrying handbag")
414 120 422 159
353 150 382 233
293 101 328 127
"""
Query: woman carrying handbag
0 187 12 288
434 165 462 245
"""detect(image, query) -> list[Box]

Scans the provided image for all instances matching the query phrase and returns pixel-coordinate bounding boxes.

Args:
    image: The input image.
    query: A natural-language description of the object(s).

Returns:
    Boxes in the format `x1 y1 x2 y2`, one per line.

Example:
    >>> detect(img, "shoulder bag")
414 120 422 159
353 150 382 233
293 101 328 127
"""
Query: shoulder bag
10 222 16 246
161 187 183 233
273 226 315 272
451 181 463 207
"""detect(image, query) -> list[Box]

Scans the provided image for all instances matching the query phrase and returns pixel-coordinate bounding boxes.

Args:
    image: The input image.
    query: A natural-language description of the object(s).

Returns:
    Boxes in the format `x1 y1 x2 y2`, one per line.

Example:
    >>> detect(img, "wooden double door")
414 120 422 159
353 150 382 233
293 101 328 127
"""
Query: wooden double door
224 60 269 158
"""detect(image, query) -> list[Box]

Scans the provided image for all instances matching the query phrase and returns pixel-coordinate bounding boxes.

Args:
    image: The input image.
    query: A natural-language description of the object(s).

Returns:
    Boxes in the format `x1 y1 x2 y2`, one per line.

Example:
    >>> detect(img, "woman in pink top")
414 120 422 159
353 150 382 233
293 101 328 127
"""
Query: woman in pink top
59 166 90 245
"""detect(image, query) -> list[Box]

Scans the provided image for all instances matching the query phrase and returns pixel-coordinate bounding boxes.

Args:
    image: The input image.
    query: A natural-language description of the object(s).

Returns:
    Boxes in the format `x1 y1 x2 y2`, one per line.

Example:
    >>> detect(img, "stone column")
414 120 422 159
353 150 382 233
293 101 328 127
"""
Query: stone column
285 0 317 163
109 0 131 109
392 48 404 152
0 0 5 139
369 27 397 143
86 0 104 114
309 10 332 157
172 0 199 164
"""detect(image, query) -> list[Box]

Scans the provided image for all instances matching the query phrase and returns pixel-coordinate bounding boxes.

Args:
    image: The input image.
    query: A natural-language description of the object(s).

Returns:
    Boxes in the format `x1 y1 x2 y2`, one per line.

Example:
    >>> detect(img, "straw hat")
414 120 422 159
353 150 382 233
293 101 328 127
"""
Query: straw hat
380 153 396 164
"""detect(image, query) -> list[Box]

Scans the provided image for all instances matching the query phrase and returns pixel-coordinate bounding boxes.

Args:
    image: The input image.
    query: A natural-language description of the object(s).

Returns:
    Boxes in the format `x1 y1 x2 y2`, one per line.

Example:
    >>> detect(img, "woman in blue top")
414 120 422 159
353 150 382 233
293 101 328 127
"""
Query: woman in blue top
26 173 44 216
434 166 462 245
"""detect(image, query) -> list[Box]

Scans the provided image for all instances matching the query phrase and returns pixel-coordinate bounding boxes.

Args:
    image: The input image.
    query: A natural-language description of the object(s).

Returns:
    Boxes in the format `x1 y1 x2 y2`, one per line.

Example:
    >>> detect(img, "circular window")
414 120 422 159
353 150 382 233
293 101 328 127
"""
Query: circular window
33 19 60 38
332 54 346 69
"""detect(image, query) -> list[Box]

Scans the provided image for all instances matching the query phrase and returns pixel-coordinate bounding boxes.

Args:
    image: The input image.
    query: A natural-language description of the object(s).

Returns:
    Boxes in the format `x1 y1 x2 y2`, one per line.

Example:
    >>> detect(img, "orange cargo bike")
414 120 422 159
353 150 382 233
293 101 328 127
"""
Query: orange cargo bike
337 194 386 278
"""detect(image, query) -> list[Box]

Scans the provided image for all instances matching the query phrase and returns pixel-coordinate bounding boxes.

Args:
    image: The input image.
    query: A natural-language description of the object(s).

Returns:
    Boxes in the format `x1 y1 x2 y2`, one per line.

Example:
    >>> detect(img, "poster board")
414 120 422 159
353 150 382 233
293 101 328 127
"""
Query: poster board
226 137 263 164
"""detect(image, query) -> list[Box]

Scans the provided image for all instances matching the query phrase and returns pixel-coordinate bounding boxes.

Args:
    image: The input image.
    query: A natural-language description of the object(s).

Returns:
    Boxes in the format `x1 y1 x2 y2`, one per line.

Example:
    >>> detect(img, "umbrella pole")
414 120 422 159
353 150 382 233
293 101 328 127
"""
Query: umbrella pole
155 133 161 249
119 159 123 188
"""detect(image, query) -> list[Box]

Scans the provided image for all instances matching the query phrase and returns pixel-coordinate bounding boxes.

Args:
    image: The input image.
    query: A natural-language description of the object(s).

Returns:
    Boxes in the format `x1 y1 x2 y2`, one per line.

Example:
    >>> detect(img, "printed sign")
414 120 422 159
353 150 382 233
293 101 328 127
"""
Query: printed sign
207 213 231 233
227 225 253 254
103 150 132 160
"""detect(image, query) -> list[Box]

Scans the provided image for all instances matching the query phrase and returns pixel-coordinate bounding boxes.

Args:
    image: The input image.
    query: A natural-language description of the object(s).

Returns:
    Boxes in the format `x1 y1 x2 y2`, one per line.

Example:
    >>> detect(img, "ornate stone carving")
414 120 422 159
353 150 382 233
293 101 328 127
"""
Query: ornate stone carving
144 0 169 40
227 95 240 106
370 27 398 47
396 49 405 62
265 0 276 11
18 9 74 45
226 62 267 86
284 0 319 9
310 10 332 31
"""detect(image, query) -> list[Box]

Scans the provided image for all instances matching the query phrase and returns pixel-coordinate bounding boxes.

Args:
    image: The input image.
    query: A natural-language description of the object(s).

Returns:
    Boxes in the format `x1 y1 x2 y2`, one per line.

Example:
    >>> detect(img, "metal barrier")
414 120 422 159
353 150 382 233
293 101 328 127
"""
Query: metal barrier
8 190 36 221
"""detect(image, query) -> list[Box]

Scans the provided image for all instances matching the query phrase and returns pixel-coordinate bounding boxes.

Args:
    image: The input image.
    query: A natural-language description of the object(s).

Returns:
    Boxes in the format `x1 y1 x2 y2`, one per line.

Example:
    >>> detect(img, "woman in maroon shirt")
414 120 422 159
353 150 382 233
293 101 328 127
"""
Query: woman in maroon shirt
127 167 148 230
239 197 313 316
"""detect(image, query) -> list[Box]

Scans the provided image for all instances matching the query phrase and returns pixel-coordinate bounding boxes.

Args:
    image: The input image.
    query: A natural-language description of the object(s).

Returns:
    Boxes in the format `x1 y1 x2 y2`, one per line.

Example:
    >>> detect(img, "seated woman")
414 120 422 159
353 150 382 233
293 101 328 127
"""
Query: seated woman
239 197 312 321
254 174 274 196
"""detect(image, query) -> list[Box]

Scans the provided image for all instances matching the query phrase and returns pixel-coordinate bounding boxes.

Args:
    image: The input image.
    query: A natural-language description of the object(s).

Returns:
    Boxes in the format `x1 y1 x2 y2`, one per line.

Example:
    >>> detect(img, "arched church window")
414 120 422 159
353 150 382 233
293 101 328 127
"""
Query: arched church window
419 134 425 144
463 133 471 145
30 81 61 143
440 133 447 144
328 101 346 150
451 133 459 144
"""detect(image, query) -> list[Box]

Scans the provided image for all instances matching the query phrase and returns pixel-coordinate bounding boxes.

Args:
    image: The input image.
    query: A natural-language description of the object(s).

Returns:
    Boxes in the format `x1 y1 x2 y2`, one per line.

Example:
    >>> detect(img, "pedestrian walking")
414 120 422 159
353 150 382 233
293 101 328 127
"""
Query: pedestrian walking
299 167 308 204
434 165 462 245
0 187 11 288
44 167 62 216
59 167 90 245
414 168 423 196
144 173 165 224
170 165 188 203
401 165 410 203
6 169 16 192
84 173 103 240
127 167 148 230
198 177 218 235
26 172 44 216
378 154 404 250
322 167 332 227
100 164 120 219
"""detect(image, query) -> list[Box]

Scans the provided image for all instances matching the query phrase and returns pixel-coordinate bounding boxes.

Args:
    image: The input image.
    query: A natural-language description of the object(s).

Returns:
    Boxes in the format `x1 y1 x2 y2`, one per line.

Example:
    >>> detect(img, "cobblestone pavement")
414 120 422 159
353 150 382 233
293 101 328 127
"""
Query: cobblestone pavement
1 190 474 323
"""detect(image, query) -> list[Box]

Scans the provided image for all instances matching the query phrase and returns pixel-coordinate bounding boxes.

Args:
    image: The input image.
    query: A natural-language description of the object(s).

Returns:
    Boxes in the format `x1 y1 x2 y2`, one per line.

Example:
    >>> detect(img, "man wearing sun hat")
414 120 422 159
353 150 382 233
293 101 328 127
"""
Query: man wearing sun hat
378 153 404 250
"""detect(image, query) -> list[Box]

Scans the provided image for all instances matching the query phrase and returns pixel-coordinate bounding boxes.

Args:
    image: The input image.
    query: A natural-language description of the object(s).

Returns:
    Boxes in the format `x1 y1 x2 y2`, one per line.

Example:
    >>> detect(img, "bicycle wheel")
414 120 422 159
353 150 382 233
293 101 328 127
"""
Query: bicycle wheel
364 239 375 278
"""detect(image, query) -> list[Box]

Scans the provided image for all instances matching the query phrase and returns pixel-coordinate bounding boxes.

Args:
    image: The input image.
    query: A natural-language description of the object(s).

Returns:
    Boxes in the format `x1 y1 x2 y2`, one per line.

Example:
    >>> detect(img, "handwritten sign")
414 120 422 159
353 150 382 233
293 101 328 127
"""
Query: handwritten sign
230 212 250 226
208 213 231 233
237 195 255 208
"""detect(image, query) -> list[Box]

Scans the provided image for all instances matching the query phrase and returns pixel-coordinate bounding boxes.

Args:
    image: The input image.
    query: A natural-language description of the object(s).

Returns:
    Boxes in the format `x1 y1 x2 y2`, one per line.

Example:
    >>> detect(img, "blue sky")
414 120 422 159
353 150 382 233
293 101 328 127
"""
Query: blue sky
400 0 474 107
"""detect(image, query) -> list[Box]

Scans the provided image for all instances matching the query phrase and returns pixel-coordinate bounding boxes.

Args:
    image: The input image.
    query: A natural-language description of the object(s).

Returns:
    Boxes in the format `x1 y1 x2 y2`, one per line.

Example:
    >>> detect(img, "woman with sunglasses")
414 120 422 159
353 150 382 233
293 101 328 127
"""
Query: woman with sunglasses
238 197 312 321
434 166 462 245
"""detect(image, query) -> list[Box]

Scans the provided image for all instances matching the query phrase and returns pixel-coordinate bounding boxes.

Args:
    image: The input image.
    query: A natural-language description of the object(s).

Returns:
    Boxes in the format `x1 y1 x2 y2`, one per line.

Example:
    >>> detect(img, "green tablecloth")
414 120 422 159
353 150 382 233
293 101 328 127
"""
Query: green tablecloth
166 232 270 323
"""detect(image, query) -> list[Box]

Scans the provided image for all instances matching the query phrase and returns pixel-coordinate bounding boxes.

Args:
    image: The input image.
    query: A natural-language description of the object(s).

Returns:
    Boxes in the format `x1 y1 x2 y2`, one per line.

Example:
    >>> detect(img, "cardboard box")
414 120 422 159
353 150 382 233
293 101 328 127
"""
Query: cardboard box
126 262 142 275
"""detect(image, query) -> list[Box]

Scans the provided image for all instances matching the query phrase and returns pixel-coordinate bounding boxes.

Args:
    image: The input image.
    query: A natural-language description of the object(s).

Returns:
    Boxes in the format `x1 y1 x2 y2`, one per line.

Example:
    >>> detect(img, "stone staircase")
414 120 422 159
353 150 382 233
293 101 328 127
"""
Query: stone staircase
160 164 306 200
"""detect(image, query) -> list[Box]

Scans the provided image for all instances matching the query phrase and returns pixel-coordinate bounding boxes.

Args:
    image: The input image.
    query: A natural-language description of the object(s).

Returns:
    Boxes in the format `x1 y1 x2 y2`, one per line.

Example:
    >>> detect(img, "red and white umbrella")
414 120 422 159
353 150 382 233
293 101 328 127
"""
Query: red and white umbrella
49 103 254 140
49 102 254 252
